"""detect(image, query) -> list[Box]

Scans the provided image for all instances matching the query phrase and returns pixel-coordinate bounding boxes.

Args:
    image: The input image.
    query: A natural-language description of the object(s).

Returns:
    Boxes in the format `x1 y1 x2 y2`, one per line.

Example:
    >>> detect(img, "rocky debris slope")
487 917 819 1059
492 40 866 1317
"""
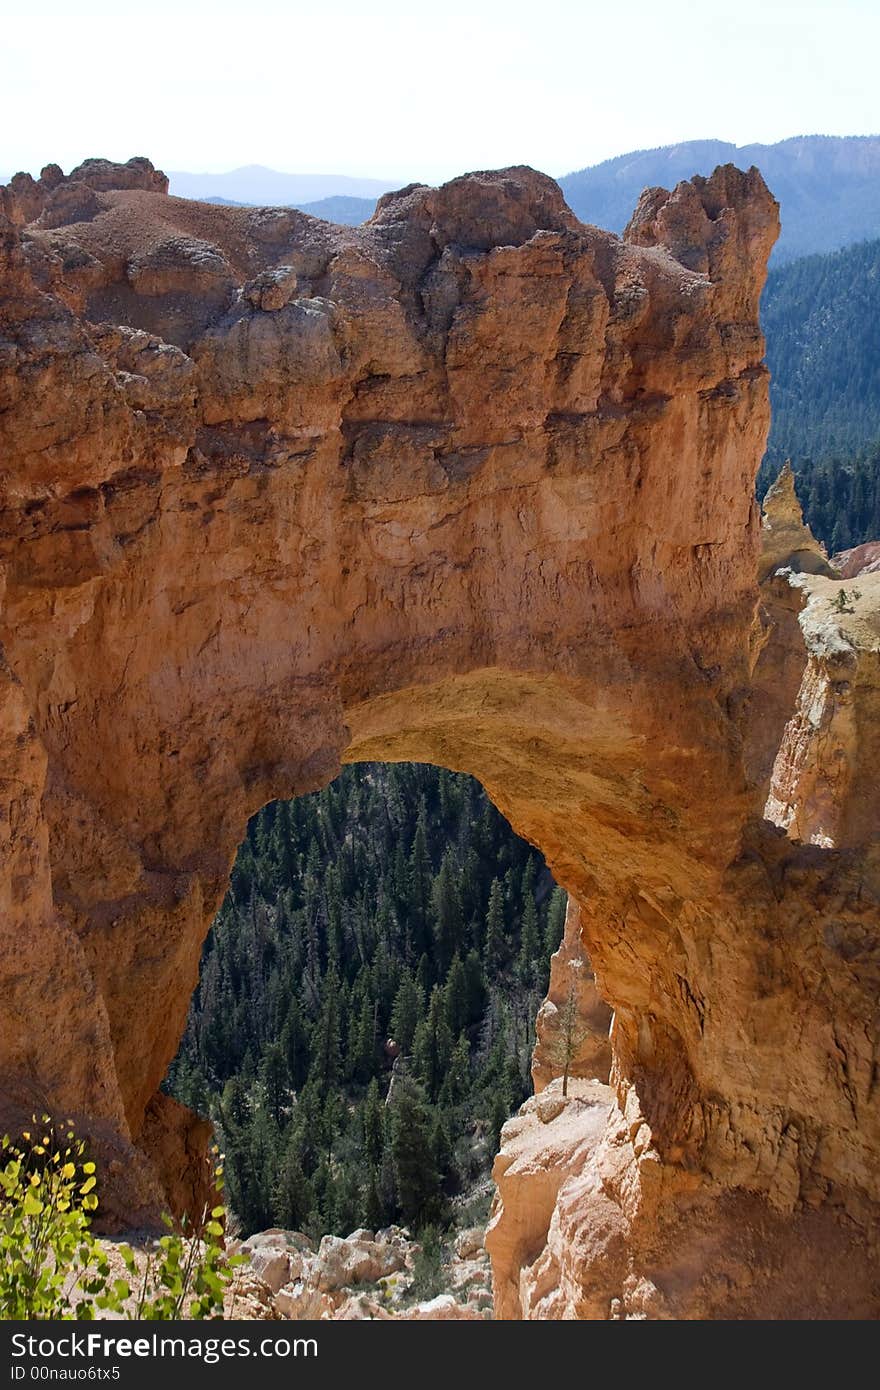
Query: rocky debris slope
94 1223 491 1321
233 1226 491 1320
2 155 880 1316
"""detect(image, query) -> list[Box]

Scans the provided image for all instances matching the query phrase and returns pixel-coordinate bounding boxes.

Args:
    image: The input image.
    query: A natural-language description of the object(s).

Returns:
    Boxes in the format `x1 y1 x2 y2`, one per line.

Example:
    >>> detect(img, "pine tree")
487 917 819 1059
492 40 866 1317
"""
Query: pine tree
272 1131 316 1231
431 1114 456 1194
310 974 342 1089
463 949 487 1023
348 989 377 1083
408 804 432 958
328 1167 361 1236
289 1083 323 1172
547 977 590 1098
361 1077 385 1168
260 1040 289 1126
544 886 567 960
388 1073 442 1227
488 1090 508 1155
446 766 462 821
280 997 309 1090
416 952 432 1001
443 954 468 1038
322 1089 345 1164
390 971 423 1054
241 1105 279 1233
364 1167 385 1230
269 802 296 890
324 868 343 971
520 855 537 901
432 851 463 972
458 847 482 948
392 841 409 917
438 1032 470 1108
517 894 541 983
414 987 453 1101
484 878 505 971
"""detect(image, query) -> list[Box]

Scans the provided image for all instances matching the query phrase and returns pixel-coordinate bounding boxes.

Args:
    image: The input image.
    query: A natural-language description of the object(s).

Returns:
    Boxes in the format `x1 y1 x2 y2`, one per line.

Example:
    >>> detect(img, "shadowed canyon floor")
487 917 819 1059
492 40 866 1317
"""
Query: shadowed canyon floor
1 156 879 1318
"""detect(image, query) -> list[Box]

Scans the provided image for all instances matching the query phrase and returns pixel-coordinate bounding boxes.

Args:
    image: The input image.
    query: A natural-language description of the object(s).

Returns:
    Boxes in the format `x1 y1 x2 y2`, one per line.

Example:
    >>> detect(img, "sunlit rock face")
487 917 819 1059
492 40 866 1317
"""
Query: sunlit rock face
530 897 612 1093
758 471 880 850
489 465 880 1319
2 155 879 1316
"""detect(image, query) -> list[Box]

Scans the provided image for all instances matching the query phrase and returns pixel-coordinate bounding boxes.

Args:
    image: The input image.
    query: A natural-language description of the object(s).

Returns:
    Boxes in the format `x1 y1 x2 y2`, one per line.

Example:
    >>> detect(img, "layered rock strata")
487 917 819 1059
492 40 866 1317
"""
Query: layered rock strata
1 156 879 1315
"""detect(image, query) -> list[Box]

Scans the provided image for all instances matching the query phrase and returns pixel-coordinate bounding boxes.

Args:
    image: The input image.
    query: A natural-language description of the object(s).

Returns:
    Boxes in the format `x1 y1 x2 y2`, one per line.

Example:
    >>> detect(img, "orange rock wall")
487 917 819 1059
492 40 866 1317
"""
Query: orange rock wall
2 158 879 1313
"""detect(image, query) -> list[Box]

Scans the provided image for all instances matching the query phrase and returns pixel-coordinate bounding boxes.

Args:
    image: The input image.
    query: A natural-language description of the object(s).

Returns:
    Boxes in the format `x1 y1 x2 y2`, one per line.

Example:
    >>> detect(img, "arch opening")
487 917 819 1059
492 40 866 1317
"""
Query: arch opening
163 762 596 1252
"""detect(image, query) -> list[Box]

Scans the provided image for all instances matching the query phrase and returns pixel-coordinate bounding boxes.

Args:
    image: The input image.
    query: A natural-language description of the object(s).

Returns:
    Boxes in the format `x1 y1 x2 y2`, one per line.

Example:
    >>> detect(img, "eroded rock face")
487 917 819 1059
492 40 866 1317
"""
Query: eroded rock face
1 155 879 1316
833 541 880 579
488 474 880 1318
1 157 168 228
531 897 612 1092
487 1079 614 1318
758 462 838 582
763 571 880 848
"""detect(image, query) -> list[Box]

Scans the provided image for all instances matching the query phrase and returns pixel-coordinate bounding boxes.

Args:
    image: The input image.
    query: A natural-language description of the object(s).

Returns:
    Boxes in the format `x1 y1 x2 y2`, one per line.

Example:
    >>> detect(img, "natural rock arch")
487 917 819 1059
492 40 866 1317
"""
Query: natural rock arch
1 158 879 1316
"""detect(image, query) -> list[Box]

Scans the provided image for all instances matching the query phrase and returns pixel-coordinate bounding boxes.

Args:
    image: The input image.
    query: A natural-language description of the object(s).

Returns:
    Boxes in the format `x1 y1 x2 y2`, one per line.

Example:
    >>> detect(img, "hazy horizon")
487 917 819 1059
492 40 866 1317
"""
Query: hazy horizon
3 0 879 185
4 131 880 194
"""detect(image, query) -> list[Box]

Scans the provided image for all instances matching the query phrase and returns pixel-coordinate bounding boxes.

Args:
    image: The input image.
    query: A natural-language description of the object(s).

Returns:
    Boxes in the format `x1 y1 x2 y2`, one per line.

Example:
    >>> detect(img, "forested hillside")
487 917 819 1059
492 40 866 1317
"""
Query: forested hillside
759 235 880 552
168 764 565 1239
763 237 880 463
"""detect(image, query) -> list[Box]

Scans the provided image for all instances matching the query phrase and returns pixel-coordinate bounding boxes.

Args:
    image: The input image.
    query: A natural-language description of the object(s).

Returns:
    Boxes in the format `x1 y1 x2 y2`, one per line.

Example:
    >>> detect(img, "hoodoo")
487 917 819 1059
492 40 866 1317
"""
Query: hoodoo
1 156 879 1317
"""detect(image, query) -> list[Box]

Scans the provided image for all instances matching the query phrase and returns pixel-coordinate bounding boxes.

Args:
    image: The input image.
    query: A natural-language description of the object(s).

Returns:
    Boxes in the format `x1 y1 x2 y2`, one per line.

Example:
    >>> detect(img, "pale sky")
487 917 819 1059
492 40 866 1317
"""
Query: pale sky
3 0 879 183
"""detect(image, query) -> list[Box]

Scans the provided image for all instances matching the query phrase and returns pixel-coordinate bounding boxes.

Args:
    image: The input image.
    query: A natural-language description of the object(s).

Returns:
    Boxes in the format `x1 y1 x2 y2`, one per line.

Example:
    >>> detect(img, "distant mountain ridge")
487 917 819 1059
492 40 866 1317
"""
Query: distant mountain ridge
292 195 378 226
168 164 395 206
203 192 377 226
558 135 880 262
162 135 880 254
9 135 876 251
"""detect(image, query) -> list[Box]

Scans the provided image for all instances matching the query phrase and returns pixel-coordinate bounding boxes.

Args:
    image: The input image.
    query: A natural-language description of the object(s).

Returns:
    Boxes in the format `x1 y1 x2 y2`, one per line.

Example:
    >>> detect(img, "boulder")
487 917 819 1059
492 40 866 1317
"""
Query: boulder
312 1234 406 1291
399 1295 485 1320
274 1281 336 1321
453 1227 485 1259
249 1247 290 1294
